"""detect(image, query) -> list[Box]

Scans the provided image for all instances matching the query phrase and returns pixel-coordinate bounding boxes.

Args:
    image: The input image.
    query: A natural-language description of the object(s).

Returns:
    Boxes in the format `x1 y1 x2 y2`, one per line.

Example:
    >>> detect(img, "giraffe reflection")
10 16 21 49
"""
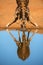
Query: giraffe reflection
17 31 30 60
7 30 36 60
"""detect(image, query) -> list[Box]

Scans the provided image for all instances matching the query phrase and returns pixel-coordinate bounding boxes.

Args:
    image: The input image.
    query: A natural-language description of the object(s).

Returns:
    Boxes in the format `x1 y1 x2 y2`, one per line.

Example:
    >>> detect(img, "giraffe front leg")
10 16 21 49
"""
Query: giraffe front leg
29 29 38 41
6 15 18 28
26 9 39 27
6 29 20 46
6 7 20 28
29 15 39 27
26 29 35 46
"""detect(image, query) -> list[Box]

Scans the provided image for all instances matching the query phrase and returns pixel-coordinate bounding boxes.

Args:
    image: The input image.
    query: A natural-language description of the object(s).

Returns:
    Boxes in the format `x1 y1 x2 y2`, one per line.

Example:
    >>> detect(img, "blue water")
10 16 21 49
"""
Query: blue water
0 31 43 65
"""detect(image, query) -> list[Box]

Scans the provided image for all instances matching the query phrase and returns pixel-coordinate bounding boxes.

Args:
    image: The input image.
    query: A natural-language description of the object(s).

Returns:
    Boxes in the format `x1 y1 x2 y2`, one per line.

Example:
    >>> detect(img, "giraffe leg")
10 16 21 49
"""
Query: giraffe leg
29 29 38 41
6 7 20 28
29 16 38 27
26 10 38 27
6 16 18 27
30 20 38 27
6 29 20 46
6 29 17 42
